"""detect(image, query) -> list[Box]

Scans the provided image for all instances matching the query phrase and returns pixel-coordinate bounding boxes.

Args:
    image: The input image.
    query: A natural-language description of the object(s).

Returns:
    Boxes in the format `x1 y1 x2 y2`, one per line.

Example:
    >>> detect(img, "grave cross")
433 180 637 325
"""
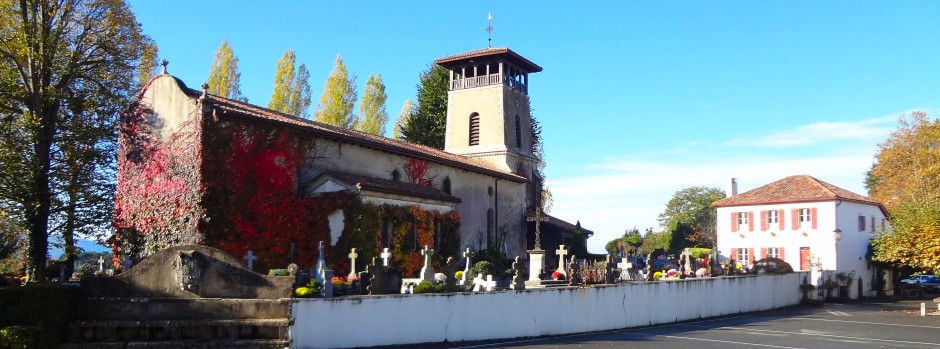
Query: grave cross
526 207 550 250
348 248 358 276
555 245 568 273
380 248 392 267
463 248 475 269
97 256 105 273
243 250 257 270
421 245 435 267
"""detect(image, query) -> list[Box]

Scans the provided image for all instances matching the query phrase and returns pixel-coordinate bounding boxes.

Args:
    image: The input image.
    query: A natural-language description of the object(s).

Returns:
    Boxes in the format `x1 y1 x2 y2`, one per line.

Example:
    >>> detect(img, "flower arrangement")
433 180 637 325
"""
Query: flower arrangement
551 271 565 280
294 279 322 298
455 270 463 279
653 271 662 280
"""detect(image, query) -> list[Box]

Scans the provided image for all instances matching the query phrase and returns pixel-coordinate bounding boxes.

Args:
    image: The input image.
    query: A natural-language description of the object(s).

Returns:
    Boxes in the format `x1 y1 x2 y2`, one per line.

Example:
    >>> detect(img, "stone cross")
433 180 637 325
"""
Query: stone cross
120 256 132 272
526 207 549 250
555 245 568 275
511 256 525 290
380 248 392 267
97 256 105 273
461 248 475 284
348 248 358 278
420 245 436 281
243 250 257 270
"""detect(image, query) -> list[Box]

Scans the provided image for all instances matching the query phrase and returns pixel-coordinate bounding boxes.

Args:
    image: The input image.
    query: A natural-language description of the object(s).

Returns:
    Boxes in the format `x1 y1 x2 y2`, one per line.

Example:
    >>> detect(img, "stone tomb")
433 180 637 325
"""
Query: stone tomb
82 244 294 299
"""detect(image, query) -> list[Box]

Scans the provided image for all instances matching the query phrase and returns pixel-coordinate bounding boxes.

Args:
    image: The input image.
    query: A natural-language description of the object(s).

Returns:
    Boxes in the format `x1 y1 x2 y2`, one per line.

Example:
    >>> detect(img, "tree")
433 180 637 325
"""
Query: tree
207 40 245 101
137 41 159 90
314 55 356 127
657 186 725 248
268 49 312 118
353 73 387 135
400 64 448 149
605 227 643 256
0 0 152 281
637 230 670 256
868 112 940 272
393 99 413 139
570 221 589 256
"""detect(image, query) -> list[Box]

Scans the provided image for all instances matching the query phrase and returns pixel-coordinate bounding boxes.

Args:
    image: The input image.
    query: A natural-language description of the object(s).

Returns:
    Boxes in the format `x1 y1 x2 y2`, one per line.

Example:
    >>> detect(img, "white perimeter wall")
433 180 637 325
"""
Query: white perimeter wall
291 273 806 349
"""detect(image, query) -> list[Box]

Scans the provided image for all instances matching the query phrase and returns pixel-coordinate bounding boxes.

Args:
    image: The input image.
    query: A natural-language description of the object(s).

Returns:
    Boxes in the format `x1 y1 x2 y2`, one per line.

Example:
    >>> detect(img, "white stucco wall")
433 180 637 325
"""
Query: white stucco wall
291 273 805 349
716 200 887 298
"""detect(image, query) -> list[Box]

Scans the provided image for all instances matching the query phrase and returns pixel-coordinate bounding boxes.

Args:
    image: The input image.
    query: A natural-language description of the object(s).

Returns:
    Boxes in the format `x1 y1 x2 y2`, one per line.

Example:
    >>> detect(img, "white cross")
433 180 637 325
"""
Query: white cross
244 250 257 270
380 248 392 267
421 245 435 267
98 256 105 272
555 245 568 269
348 248 358 274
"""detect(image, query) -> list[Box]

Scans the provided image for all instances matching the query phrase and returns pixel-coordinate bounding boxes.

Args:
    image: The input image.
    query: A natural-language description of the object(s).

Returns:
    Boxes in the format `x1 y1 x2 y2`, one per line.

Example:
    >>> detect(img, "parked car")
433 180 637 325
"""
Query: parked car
901 275 940 292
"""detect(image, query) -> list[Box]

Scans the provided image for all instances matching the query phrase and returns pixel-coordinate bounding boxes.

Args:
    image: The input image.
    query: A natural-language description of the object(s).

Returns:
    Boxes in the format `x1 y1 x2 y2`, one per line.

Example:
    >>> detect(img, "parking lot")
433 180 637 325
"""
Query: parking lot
449 300 940 349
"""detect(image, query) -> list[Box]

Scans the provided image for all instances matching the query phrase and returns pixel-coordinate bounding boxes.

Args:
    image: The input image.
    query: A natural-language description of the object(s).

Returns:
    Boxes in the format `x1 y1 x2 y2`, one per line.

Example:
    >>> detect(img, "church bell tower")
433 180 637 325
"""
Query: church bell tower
434 47 543 175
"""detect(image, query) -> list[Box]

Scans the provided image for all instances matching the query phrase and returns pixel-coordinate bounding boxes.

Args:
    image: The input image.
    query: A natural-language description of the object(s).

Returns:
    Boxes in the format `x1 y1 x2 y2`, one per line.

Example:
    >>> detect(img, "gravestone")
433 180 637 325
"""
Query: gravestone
443 256 459 292
365 257 403 295
97 256 105 275
472 275 497 292
645 253 655 281
314 241 327 284
605 255 616 284
461 248 475 285
243 250 257 270
419 245 436 281
511 256 525 290
347 248 358 279
320 268 333 298
568 255 581 286
555 245 568 276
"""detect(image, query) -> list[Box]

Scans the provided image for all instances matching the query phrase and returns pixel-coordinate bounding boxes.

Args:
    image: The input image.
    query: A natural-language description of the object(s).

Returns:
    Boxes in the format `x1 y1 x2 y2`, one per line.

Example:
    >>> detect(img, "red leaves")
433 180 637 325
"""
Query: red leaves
404 158 435 186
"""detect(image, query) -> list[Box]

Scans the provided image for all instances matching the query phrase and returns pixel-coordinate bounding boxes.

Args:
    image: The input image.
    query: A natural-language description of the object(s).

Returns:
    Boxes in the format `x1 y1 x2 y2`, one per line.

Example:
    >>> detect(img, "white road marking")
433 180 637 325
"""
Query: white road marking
793 317 940 329
825 310 850 316
686 325 940 346
627 332 808 349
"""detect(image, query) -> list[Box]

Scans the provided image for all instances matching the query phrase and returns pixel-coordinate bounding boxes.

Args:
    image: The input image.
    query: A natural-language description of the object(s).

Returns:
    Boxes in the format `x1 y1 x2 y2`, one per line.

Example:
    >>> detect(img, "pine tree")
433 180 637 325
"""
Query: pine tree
314 55 357 128
207 40 245 101
400 64 449 149
268 50 311 118
353 74 388 135
393 99 414 139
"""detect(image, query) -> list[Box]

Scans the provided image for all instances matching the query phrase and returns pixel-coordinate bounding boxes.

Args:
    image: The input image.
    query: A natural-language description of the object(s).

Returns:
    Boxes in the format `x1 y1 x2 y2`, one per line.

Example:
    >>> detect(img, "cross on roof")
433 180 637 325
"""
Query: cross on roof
527 207 550 250
486 13 494 48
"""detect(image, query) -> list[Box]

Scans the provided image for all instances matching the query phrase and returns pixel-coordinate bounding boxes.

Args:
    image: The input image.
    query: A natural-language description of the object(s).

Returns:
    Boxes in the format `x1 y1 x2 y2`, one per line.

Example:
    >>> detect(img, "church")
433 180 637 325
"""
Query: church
112 47 590 276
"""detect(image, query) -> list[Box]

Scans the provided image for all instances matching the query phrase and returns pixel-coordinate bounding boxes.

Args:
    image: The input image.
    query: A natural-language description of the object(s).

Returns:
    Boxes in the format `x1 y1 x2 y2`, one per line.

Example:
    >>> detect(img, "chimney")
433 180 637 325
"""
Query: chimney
727 178 738 197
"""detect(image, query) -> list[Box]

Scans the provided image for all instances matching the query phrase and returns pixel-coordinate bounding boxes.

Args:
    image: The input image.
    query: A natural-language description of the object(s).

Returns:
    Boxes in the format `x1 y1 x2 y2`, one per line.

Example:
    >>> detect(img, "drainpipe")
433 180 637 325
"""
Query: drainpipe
494 178 500 251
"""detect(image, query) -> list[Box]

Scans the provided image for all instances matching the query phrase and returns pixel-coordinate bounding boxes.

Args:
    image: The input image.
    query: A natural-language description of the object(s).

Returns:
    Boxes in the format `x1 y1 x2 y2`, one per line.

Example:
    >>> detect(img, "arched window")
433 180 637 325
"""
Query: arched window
469 112 480 146
514 115 522 148
442 176 452 195
391 169 401 182
486 209 494 249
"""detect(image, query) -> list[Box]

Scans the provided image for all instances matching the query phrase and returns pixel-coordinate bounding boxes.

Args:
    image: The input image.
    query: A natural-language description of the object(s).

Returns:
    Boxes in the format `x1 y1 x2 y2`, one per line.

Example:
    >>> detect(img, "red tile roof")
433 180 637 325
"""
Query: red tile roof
197 92 526 183
434 47 543 73
317 172 461 204
712 175 884 209
527 211 593 236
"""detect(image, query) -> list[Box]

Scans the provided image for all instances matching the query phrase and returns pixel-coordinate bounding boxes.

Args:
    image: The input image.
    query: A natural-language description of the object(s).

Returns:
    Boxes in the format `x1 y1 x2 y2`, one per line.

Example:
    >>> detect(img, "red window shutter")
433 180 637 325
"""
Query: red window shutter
748 212 754 231
760 248 767 259
730 248 738 261
731 212 737 232
760 211 767 231
778 210 785 230
811 207 818 229
791 209 799 230
748 248 755 265
779 247 785 261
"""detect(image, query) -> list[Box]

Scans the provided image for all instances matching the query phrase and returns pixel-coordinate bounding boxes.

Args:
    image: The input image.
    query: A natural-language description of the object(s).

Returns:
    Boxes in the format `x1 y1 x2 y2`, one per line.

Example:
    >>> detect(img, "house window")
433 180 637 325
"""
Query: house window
514 115 521 148
871 216 876 233
798 208 811 227
469 112 480 146
766 210 778 225
737 249 750 267
391 169 401 182
858 215 866 232
767 247 780 259
411 216 418 252
737 212 748 230
381 216 392 246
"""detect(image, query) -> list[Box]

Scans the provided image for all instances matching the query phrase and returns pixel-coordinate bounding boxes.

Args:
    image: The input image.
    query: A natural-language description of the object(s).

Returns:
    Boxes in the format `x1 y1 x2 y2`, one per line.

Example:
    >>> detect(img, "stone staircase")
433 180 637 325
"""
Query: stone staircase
60 297 292 349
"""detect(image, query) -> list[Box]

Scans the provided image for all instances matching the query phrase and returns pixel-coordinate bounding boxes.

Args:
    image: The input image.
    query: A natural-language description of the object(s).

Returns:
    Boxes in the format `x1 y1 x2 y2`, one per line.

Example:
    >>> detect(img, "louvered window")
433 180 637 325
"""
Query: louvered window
469 112 480 146
514 115 521 148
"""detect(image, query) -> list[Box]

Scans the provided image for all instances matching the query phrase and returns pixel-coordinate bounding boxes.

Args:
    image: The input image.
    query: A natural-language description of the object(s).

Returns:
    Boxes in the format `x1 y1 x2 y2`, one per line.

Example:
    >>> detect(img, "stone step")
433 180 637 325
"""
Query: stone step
59 338 291 349
67 318 290 343
76 298 291 321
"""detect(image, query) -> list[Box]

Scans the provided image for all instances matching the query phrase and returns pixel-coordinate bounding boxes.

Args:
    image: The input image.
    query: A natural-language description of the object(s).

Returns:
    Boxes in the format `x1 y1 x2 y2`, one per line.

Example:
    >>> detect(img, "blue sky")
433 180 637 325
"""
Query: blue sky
122 1 940 253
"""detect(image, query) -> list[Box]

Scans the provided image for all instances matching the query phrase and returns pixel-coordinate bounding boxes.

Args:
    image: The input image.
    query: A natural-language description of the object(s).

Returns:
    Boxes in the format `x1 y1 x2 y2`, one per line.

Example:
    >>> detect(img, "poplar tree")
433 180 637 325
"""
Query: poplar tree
207 40 246 101
400 64 449 149
0 0 152 281
314 55 357 128
268 49 311 118
353 74 388 135
393 99 413 139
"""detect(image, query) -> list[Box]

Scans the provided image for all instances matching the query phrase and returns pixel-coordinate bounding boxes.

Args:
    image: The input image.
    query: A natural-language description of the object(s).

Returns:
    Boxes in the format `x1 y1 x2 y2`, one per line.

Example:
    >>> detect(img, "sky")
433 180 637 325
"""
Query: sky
121 1 940 253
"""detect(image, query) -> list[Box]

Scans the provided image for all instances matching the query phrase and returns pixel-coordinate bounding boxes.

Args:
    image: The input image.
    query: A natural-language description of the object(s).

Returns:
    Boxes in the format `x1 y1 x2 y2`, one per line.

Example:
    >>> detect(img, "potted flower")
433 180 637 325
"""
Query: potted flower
551 271 565 280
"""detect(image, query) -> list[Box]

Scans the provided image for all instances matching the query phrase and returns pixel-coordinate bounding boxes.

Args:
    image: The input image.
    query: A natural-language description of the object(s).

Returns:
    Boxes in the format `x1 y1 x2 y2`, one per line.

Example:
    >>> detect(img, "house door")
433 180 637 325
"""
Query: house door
800 247 811 271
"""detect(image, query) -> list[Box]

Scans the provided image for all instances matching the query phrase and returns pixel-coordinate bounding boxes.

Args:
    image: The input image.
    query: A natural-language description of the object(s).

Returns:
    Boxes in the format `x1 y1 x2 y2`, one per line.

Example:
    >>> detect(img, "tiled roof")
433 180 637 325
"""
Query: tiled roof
197 92 526 183
319 172 461 204
712 175 883 208
434 47 543 73
527 211 593 236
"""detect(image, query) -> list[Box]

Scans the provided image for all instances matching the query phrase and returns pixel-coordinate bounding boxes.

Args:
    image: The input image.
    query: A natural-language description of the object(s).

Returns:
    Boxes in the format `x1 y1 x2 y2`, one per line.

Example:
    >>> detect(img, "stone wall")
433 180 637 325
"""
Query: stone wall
292 272 806 348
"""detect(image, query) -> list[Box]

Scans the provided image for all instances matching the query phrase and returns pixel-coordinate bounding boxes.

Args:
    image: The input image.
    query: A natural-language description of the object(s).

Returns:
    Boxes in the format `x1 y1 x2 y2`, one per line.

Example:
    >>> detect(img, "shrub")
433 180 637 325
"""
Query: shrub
294 279 321 298
413 280 444 294
468 261 498 281
0 284 80 348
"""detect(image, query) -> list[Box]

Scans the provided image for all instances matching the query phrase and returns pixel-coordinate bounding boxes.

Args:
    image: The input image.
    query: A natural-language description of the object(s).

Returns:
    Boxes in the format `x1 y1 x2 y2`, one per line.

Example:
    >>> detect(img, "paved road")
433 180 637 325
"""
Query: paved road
440 300 940 349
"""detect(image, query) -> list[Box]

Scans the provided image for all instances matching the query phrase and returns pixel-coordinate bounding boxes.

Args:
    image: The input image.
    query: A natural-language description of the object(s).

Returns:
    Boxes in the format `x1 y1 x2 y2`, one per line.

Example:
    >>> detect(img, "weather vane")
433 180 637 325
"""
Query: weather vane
486 12 494 48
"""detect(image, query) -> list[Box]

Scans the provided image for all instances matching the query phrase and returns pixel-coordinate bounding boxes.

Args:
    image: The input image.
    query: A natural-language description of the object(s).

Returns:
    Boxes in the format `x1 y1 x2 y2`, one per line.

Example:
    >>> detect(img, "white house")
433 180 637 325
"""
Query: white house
713 175 891 298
